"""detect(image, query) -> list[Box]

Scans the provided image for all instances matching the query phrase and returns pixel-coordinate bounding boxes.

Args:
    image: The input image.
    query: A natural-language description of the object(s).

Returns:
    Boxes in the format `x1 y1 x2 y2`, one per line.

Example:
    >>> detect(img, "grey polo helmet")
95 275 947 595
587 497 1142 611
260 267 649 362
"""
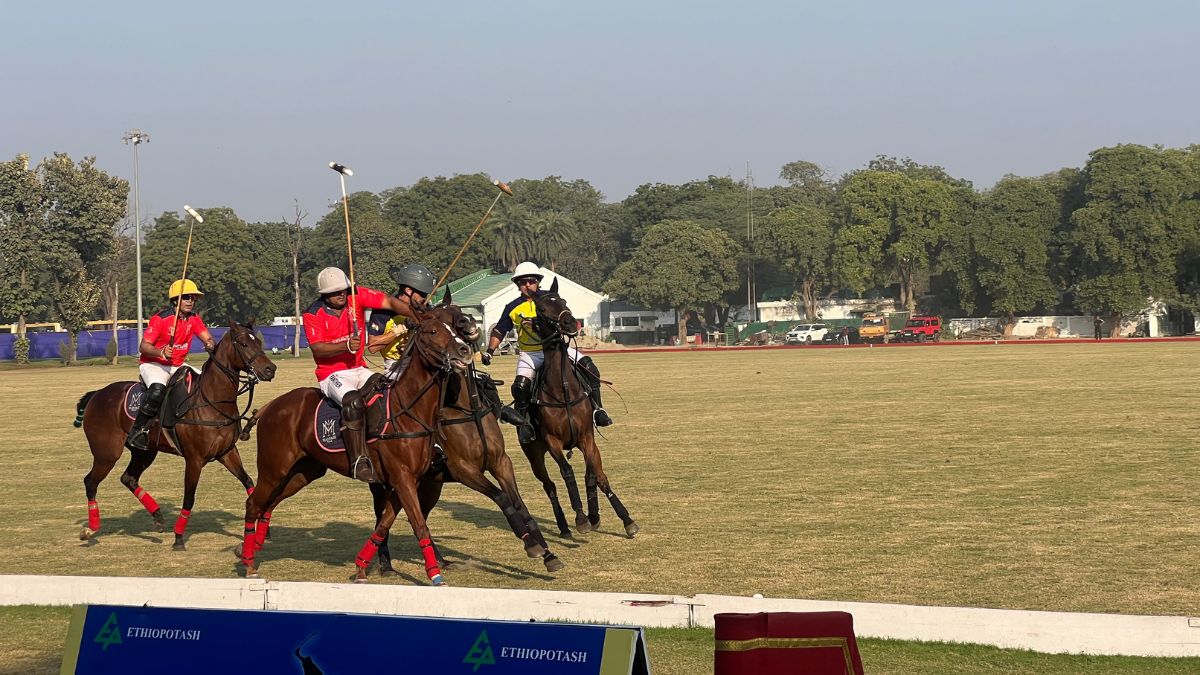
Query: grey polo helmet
396 263 436 295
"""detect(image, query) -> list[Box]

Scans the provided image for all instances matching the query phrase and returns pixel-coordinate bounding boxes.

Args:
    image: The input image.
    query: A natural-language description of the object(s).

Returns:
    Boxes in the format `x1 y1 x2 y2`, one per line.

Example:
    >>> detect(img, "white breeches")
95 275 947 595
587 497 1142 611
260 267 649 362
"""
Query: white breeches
319 366 376 405
516 347 581 379
139 362 199 387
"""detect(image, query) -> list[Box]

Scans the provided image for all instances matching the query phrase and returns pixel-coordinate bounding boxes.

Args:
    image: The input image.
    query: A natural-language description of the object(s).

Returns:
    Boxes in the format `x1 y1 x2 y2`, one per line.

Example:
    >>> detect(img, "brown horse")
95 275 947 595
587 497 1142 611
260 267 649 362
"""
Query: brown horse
74 321 277 549
373 304 563 575
239 301 473 584
522 279 637 537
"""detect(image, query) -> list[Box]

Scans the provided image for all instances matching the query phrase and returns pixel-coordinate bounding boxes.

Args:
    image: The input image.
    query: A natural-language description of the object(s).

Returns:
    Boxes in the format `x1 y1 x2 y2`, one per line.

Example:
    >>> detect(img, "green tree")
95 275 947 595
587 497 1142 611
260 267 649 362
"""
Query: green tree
971 176 1059 322
486 201 533 272
604 220 741 345
755 203 834 319
1065 145 1196 331
383 174 497 277
553 203 632 290
834 170 959 312
37 154 128 361
307 191 420 295
0 154 44 335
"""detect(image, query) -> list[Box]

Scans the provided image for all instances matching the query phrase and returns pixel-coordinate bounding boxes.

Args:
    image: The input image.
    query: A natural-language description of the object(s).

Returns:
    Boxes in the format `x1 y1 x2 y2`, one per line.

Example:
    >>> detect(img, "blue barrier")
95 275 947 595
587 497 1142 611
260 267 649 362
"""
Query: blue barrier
0 326 309 361
63 604 650 674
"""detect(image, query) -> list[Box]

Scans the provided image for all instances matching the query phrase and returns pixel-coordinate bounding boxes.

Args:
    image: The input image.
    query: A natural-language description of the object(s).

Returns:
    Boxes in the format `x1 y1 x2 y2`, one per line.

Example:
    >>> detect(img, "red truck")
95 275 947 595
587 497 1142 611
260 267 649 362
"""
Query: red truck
898 316 942 342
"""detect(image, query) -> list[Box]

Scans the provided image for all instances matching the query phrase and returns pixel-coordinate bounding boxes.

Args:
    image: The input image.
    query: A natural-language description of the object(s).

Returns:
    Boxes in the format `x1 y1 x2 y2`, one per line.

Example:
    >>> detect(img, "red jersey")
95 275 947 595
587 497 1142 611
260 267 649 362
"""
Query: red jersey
141 309 208 367
303 287 389 381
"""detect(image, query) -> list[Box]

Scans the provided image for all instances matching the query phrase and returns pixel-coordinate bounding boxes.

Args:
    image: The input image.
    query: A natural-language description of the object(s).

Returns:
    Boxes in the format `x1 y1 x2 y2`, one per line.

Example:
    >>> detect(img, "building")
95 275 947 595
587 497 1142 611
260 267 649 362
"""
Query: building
432 267 605 344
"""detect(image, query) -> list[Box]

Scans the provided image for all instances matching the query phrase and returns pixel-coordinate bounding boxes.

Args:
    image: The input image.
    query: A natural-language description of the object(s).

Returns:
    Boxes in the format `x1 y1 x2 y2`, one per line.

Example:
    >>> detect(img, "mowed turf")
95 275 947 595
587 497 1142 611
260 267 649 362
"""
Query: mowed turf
0 343 1195 616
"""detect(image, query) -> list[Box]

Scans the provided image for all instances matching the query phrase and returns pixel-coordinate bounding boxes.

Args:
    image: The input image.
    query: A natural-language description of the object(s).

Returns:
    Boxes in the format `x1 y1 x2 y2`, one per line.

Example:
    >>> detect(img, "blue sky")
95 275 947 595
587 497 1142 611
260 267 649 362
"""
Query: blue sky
4 1 1197 223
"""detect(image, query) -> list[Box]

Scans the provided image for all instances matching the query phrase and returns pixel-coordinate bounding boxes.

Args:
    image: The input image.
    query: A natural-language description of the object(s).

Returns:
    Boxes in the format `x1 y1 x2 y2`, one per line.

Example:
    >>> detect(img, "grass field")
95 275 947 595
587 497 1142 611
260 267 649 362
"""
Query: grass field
0 343 1197 669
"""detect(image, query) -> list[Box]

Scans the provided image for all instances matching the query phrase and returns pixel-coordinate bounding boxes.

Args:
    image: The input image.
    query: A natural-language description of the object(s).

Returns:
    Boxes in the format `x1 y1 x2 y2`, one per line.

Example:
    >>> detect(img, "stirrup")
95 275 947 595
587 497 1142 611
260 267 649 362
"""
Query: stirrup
125 427 150 452
516 423 536 445
350 455 379 483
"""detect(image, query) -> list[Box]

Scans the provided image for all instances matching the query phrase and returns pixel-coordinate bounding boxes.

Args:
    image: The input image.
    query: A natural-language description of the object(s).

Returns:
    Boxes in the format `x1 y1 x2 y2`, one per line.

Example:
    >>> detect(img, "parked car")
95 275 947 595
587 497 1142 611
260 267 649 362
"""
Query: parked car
898 316 942 342
820 326 860 344
785 323 829 344
858 314 890 343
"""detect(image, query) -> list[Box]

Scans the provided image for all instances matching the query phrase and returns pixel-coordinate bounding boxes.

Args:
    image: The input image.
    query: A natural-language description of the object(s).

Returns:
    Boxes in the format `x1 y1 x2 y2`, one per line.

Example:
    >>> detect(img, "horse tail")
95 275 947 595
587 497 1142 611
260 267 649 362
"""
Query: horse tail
74 391 97 428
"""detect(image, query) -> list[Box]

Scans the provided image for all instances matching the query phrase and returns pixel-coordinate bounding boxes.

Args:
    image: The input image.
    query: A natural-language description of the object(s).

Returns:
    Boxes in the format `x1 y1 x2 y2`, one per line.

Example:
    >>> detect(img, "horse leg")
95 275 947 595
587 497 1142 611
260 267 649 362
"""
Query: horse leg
172 456 204 551
241 458 325 577
217 450 267 539
119 449 165 532
80 456 118 541
585 464 600 527
389 473 446 586
484 454 562 572
578 438 638 537
545 437 590 533
524 443 572 537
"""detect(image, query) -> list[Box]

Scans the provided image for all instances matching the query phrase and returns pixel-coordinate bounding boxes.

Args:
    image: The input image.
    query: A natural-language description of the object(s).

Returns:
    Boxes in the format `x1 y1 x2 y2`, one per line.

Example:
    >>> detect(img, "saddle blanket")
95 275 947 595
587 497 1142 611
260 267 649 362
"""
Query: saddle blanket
313 392 386 453
123 371 197 421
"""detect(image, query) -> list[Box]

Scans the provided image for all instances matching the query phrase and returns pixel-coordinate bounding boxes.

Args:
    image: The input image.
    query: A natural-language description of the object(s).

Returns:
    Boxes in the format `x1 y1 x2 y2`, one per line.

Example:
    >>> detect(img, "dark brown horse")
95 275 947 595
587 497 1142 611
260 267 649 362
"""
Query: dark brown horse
522 279 637 537
74 321 277 549
373 304 563 575
239 302 473 584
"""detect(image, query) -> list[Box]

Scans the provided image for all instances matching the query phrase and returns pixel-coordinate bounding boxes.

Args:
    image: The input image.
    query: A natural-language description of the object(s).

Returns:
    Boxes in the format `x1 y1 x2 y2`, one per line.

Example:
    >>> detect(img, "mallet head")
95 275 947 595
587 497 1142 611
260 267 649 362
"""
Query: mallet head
494 180 513 196
183 205 204 223
328 162 353 177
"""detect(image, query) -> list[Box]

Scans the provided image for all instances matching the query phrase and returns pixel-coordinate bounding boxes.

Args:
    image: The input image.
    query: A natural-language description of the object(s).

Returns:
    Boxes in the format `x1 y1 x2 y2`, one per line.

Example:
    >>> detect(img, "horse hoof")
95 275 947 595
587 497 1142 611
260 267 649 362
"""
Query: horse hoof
558 530 573 539
625 522 640 537
244 569 259 579
588 514 601 527
430 574 446 587
525 544 546 559
79 527 96 541
379 566 397 577
233 544 243 558
172 542 186 552
543 554 564 573
574 520 592 534
151 511 166 532
354 576 369 584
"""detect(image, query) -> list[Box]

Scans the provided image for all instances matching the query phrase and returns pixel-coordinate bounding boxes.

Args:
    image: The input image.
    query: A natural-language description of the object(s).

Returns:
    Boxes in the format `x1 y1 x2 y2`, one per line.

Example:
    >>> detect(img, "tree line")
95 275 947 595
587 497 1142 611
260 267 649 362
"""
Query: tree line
2 143 1199 357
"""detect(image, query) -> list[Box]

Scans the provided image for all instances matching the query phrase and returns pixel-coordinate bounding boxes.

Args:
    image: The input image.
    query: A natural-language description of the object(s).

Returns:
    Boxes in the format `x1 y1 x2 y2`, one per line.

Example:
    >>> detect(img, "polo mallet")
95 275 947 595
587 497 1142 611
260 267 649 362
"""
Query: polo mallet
328 162 360 337
169 205 204 340
431 180 513 296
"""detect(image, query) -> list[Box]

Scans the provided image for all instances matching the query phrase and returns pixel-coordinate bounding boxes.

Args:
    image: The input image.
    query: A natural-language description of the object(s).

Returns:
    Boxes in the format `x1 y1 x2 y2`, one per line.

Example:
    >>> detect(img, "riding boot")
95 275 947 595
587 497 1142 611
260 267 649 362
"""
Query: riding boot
577 356 613 427
341 391 378 483
125 383 167 451
505 375 536 444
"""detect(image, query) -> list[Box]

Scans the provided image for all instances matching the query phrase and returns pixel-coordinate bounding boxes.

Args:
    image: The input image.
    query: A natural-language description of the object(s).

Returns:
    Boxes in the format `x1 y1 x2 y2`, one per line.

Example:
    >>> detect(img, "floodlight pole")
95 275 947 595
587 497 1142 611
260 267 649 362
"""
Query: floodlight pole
123 129 149 345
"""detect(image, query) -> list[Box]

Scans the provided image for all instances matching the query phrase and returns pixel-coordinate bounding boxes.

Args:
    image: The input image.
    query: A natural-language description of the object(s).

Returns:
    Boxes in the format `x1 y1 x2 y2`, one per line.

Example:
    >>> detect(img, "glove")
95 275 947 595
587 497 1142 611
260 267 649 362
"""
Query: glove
204 341 217 355
391 322 408 337
480 349 493 366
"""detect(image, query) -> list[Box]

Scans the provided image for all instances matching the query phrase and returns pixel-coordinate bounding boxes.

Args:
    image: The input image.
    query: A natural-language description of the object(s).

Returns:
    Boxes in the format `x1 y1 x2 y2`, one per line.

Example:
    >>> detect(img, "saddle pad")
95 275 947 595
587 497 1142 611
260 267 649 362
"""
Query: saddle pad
312 392 387 453
124 371 197 422
124 383 147 420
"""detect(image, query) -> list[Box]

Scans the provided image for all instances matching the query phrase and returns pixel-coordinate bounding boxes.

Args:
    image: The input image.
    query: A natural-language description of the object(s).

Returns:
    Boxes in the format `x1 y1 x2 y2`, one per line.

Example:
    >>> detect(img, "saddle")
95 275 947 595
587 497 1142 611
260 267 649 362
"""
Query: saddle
311 376 392 452
123 369 198 428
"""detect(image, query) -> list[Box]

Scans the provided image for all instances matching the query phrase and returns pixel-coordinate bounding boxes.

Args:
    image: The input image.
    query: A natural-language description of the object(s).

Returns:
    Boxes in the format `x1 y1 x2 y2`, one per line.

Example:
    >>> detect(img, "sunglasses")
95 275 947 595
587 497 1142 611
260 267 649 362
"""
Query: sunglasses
515 277 539 286
179 294 197 301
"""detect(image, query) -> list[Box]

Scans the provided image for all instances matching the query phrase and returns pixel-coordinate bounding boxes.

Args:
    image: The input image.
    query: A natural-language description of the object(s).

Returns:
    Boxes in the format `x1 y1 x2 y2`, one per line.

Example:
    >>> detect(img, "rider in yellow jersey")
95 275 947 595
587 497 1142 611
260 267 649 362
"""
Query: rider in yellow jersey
483 262 612 443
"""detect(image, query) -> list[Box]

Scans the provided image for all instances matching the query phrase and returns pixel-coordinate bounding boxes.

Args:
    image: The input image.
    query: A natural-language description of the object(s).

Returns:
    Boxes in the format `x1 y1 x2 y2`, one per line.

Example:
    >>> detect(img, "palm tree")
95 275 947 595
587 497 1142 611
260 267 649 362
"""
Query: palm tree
530 211 577 271
487 202 533 271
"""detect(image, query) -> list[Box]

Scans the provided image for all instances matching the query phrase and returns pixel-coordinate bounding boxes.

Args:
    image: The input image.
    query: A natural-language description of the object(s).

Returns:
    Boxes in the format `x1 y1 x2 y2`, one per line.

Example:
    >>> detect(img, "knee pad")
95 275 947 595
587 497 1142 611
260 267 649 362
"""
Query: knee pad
145 383 168 405
342 391 365 418
511 376 533 400
577 356 599 378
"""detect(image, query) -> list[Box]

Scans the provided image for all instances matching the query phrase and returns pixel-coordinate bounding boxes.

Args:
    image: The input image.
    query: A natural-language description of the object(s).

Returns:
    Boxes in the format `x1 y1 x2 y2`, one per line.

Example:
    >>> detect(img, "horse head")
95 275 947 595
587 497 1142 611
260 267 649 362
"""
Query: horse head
432 288 480 344
532 277 579 341
218 321 277 382
409 304 473 373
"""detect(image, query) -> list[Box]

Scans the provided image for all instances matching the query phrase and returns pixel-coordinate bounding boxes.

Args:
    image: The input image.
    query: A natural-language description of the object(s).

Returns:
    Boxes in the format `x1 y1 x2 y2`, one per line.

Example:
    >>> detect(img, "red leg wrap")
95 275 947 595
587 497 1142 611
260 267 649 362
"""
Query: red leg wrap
241 521 257 566
355 534 384 569
133 486 159 513
246 486 254 496
419 538 441 578
253 518 268 549
173 509 191 537
87 501 100 531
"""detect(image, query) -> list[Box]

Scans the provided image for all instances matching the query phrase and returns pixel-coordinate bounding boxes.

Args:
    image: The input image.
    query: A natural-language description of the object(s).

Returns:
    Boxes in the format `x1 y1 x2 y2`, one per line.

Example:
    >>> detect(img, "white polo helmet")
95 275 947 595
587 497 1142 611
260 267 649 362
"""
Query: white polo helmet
511 262 544 284
316 267 351 294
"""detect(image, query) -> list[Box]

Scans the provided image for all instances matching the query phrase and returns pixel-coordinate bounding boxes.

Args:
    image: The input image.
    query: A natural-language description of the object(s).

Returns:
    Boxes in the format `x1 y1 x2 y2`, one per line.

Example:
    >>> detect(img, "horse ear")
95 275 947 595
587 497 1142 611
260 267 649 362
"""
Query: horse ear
441 288 452 306
549 277 558 294
246 318 256 329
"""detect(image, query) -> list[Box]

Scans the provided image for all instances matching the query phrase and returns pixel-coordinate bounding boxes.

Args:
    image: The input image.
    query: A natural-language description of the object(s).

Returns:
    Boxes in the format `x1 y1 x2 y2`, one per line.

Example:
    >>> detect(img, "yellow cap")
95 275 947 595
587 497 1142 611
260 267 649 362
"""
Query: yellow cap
168 279 204 299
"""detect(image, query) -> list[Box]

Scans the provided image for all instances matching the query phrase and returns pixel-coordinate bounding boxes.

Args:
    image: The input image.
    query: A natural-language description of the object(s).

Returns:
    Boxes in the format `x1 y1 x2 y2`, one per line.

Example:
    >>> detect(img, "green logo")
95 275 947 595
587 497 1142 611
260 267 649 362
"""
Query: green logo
463 630 496 671
94 612 122 651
